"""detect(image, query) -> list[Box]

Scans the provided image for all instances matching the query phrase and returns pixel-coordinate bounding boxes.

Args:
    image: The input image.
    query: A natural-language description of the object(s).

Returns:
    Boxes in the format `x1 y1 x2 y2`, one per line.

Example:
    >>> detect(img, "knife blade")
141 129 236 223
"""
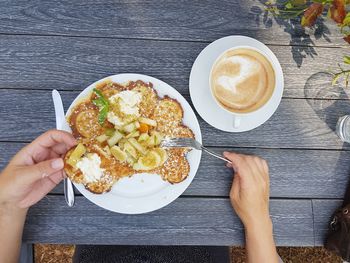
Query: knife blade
52 89 75 207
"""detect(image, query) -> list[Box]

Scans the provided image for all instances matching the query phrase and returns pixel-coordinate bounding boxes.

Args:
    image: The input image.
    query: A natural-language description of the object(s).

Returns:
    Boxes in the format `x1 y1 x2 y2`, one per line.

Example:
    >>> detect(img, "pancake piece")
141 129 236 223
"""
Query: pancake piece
64 142 133 194
95 80 124 98
156 148 190 184
168 125 194 139
132 83 158 118
153 96 183 134
68 102 103 139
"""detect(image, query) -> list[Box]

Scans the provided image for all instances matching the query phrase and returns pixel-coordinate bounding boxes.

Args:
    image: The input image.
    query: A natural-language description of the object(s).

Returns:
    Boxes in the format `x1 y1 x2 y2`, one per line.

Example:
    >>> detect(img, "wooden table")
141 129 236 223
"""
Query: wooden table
1 1 348 259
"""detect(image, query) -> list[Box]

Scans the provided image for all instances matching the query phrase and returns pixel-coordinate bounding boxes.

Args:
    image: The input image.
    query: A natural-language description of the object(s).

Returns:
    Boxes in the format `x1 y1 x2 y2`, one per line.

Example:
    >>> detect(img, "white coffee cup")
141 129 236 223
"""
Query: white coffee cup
209 45 281 128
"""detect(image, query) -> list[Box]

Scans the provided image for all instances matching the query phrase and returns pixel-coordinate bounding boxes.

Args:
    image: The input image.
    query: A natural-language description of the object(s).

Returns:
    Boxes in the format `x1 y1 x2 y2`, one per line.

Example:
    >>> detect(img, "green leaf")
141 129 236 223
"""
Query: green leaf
92 88 109 125
285 2 293 9
98 106 109 125
343 13 350 26
291 0 306 6
92 98 106 108
93 88 104 98
332 73 342 86
344 56 350 64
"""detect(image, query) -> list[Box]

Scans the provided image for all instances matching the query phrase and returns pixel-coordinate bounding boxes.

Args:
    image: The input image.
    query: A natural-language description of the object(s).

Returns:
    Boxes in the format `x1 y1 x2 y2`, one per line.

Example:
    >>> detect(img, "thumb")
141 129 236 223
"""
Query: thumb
18 158 64 184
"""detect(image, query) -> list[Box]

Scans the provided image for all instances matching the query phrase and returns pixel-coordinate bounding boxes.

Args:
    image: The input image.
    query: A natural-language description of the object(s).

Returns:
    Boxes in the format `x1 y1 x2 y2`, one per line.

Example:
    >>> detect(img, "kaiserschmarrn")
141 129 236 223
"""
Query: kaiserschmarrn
63 80 194 194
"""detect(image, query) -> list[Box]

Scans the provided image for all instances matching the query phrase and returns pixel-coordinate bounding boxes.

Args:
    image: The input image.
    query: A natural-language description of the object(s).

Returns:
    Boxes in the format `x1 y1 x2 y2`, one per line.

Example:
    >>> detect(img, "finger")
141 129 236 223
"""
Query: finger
13 130 76 165
261 159 269 175
250 156 265 181
33 130 77 149
19 172 65 208
18 130 77 163
223 151 243 172
47 170 65 185
51 142 70 156
18 158 64 184
230 174 241 199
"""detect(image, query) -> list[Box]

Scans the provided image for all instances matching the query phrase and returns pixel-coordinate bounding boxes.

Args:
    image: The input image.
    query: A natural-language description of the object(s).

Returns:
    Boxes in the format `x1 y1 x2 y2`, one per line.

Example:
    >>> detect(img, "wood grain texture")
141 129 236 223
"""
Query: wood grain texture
0 89 349 150
23 195 314 246
312 199 342 246
1 143 349 199
0 0 344 47
19 243 34 263
0 35 348 98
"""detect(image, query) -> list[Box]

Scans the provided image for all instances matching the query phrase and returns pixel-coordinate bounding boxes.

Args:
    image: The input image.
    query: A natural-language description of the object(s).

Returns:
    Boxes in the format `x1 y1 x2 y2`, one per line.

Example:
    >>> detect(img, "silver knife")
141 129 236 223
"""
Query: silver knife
52 89 75 207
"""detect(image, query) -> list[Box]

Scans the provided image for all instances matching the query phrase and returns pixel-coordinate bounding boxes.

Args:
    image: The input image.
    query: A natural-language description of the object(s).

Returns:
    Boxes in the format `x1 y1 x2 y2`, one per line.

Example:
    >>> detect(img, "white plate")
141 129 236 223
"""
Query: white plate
189 36 284 132
63 74 202 214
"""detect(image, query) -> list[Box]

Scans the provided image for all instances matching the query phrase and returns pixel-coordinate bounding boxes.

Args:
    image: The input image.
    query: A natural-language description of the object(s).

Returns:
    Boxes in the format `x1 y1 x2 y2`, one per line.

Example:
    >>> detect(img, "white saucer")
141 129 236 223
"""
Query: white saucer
189 36 284 132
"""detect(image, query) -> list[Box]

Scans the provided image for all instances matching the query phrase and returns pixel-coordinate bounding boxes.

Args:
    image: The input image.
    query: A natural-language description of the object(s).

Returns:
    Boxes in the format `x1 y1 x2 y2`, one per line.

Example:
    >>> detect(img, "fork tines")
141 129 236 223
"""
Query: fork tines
161 138 195 148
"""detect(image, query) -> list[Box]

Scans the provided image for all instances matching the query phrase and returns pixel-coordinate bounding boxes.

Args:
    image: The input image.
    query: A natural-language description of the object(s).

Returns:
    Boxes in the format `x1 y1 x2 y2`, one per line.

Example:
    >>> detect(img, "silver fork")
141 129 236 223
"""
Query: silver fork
161 138 232 164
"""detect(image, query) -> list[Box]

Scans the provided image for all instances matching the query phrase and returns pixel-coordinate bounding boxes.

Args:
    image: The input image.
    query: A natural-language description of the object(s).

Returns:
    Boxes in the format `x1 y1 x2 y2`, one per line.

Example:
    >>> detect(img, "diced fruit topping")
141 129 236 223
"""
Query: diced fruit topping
154 148 168 165
138 123 149 133
96 134 109 143
138 133 150 142
133 150 161 171
67 143 86 167
128 137 147 155
110 146 127 162
139 117 157 127
107 131 123 147
124 141 138 159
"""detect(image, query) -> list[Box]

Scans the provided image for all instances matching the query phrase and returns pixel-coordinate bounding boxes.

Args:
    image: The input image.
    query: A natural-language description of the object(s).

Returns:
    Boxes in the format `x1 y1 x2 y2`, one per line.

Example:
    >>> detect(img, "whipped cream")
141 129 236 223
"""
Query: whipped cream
109 90 142 115
76 153 104 183
107 112 124 126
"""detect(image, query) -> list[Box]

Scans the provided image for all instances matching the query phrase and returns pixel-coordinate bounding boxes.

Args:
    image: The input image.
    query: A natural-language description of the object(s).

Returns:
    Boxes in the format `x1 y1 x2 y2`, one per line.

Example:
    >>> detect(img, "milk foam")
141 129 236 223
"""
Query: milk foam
217 56 261 94
210 48 275 113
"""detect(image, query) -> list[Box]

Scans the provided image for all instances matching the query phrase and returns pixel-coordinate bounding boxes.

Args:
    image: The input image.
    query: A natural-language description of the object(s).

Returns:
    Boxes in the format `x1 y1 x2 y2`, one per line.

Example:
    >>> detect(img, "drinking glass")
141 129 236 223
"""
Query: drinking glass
336 115 350 143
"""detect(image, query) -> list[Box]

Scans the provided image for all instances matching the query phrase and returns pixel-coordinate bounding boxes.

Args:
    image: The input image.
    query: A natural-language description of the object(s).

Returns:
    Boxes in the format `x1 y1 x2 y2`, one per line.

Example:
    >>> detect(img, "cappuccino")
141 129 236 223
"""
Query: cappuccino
210 48 275 113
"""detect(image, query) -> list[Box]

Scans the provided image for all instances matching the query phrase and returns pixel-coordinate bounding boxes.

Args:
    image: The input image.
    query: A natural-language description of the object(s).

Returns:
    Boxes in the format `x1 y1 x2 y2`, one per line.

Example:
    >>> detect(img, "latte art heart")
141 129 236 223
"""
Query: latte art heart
210 48 275 113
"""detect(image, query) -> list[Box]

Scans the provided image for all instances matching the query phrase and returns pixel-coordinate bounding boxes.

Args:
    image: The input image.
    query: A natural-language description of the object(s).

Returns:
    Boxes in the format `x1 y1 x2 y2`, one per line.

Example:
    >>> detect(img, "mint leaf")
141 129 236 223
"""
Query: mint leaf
92 89 109 125
98 106 108 125
93 88 104 98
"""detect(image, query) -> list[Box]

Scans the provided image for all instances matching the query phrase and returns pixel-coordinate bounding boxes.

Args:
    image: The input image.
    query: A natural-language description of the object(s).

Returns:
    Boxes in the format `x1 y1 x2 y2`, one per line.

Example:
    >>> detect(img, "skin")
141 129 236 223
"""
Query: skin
224 151 279 263
0 130 76 263
0 130 277 263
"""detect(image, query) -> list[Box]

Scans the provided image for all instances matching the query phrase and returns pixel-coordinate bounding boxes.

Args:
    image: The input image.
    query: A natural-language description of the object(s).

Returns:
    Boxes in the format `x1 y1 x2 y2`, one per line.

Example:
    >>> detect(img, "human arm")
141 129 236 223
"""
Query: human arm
224 151 279 263
0 130 76 263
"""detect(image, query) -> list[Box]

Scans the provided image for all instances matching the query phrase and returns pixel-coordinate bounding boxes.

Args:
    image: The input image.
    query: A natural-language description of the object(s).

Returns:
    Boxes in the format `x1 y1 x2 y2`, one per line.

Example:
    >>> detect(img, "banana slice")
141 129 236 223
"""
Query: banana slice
133 150 161 171
124 142 138 159
154 148 168 165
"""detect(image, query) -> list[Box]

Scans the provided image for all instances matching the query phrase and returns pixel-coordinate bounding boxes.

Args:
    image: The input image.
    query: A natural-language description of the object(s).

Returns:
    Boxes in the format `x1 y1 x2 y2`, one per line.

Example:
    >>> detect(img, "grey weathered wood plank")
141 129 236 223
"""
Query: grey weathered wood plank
1 143 349 199
19 243 34 263
0 0 344 47
312 199 342 246
0 35 348 98
23 196 314 246
0 89 349 150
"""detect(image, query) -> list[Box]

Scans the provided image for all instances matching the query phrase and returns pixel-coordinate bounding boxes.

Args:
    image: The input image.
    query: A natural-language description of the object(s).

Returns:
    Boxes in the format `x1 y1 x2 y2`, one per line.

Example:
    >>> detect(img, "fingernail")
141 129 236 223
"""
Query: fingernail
51 158 64 170
42 173 48 178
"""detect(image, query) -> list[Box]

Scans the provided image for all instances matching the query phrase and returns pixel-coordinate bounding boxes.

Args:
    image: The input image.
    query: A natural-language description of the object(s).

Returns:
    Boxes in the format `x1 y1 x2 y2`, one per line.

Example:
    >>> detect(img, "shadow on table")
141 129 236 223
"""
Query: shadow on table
249 1 331 67
305 72 350 199
304 72 350 132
